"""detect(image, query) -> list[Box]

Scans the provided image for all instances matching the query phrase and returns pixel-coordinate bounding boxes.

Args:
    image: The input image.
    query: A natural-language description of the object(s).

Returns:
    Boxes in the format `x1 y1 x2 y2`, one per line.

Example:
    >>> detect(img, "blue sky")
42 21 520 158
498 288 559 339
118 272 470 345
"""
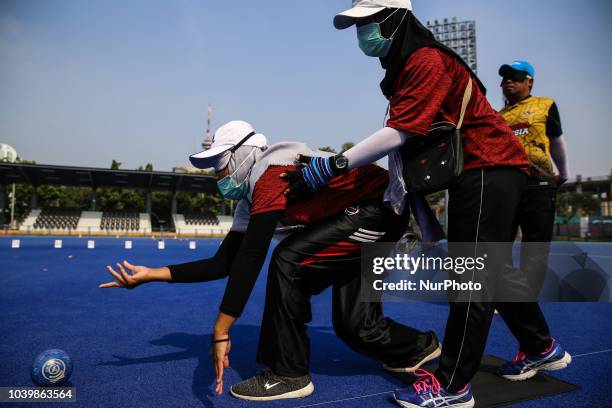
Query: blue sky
1 0 611 177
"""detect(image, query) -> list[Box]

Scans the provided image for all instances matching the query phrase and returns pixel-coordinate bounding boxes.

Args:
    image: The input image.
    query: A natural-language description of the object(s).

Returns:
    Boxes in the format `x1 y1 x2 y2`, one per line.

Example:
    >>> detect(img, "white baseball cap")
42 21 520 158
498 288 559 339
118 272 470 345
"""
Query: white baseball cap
189 120 267 170
334 0 412 29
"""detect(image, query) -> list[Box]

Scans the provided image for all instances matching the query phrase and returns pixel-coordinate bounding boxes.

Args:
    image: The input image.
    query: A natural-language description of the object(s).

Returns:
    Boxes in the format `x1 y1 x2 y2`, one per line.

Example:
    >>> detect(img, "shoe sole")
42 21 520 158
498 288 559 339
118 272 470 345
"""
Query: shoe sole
229 382 314 401
393 394 475 408
383 346 442 373
501 352 572 381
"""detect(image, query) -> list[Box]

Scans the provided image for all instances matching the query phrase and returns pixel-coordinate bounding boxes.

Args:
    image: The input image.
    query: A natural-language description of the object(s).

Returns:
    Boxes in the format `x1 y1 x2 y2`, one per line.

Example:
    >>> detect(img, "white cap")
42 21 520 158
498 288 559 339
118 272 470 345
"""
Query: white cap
334 0 412 29
189 120 267 170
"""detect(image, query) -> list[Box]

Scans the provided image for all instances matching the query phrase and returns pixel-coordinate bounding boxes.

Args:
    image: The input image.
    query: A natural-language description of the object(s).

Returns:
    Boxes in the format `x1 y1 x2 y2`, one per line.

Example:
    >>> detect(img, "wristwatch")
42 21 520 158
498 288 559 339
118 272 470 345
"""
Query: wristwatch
333 155 349 174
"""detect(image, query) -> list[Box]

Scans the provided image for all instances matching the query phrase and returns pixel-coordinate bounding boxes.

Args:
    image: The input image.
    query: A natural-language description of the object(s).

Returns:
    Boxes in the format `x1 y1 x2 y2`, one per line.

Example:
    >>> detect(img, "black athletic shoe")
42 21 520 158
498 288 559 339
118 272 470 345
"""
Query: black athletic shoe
384 331 442 373
229 369 314 401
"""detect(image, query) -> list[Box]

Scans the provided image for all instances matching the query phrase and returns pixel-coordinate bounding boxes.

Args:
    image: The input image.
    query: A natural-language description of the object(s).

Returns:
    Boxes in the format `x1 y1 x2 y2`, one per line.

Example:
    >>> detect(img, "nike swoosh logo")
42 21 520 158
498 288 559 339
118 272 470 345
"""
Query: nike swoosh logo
264 381 281 390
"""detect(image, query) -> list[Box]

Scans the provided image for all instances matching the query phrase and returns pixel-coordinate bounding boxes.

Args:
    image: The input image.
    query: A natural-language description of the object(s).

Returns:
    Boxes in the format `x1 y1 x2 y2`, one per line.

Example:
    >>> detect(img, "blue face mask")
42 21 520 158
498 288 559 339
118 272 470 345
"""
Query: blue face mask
216 149 256 200
357 23 393 57
356 9 408 58
217 174 249 200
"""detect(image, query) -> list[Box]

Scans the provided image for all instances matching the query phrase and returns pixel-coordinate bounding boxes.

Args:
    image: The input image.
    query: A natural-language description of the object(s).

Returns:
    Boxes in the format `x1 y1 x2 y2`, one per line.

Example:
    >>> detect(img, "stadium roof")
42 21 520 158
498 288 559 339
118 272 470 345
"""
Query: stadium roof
0 163 219 193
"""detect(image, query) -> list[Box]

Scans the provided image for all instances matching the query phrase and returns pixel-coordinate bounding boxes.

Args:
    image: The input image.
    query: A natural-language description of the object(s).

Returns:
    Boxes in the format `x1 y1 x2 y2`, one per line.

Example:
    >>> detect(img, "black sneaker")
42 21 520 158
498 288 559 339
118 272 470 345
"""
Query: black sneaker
229 369 314 401
383 331 441 373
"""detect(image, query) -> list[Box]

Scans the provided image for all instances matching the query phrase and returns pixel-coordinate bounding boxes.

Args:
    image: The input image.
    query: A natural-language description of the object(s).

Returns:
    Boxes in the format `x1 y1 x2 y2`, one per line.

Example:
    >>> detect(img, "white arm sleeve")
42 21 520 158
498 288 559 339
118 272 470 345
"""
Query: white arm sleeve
343 127 410 169
549 135 570 179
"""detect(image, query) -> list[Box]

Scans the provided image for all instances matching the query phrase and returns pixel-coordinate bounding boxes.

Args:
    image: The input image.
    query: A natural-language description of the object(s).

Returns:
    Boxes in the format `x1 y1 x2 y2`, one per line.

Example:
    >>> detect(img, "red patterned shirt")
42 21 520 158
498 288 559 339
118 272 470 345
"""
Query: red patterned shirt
250 164 388 222
387 47 529 173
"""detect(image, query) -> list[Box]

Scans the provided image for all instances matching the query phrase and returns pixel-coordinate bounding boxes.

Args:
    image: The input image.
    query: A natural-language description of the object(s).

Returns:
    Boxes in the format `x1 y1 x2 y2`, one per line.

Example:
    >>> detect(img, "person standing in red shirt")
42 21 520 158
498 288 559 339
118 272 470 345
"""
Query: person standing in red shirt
285 1 570 407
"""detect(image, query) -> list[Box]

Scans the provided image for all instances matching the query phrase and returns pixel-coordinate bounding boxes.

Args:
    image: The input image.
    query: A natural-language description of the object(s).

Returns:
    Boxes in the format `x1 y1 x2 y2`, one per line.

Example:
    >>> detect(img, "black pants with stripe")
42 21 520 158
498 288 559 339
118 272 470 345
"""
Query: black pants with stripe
434 168 552 392
513 181 557 296
256 202 430 377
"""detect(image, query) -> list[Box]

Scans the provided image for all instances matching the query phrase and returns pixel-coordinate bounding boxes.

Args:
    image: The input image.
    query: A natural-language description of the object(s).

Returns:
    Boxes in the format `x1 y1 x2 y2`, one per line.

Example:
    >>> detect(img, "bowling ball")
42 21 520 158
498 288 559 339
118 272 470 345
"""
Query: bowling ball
31 349 73 386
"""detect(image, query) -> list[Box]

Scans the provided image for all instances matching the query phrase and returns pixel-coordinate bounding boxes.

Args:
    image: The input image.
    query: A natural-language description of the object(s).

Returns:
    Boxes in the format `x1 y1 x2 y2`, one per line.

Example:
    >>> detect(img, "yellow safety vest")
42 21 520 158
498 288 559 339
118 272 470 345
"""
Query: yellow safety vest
500 96 555 179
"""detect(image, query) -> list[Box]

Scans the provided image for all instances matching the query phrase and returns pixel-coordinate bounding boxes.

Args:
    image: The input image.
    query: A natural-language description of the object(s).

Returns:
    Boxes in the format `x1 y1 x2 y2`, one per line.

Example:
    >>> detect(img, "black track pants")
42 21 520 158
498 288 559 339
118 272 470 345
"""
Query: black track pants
512 183 557 296
497 182 555 355
434 168 552 392
256 202 430 377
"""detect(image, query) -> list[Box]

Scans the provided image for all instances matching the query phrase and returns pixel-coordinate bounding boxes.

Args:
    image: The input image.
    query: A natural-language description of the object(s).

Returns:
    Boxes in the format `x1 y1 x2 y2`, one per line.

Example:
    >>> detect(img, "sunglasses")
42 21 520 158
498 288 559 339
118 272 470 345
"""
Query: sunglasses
501 71 531 85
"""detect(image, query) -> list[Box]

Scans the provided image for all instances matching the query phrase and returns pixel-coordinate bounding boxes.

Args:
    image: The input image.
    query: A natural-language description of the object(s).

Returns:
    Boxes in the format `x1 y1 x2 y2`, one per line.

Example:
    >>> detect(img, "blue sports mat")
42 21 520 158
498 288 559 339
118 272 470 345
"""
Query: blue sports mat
0 236 610 407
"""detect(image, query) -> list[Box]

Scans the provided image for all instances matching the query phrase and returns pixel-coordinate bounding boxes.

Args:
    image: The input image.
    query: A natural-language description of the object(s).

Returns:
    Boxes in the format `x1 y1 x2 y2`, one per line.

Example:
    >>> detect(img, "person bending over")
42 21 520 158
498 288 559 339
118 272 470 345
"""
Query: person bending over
101 120 440 402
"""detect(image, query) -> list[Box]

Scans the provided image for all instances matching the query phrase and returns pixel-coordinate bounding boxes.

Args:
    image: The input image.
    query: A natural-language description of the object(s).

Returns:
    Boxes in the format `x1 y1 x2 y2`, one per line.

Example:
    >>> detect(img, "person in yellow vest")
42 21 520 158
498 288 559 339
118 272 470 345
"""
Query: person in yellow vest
499 60 569 186
494 60 572 382
499 61 570 291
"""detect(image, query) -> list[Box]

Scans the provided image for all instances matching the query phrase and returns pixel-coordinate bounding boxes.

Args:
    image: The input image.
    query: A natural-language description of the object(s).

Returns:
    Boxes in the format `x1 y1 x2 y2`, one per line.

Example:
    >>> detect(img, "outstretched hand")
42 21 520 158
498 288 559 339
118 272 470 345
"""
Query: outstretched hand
212 339 231 395
99 260 152 289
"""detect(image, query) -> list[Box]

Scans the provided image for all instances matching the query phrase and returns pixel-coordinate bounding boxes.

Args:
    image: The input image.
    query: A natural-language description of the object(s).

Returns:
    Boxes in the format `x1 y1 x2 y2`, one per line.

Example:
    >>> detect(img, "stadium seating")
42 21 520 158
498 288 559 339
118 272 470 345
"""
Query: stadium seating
183 212 220 226
100 212 141 231
33 209 81 230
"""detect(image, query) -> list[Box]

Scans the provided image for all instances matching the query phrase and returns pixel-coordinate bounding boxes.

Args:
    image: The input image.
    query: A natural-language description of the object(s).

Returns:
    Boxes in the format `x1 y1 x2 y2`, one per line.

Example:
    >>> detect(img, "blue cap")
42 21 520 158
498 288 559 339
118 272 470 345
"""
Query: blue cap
499 60 535 78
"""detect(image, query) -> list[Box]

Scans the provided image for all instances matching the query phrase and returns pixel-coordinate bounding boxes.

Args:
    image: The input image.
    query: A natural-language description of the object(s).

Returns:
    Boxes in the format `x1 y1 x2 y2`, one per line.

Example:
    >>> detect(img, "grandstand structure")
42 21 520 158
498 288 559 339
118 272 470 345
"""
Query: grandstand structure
172 212 233 235
20 209 154 234
559 174 612 216
100 211 141 231
0 162 231 236
33 209 81 230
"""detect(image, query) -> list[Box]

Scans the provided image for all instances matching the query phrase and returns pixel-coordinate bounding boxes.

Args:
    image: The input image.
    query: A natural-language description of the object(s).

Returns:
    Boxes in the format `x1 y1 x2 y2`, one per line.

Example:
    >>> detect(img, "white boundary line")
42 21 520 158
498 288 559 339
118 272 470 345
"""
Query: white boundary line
572 348 612 358
293 391 392 408
293 348 612 407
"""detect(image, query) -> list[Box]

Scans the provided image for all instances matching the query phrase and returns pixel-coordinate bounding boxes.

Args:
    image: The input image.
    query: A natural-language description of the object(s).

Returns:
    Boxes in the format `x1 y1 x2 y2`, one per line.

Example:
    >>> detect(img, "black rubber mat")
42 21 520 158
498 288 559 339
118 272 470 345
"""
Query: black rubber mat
389 355 579 407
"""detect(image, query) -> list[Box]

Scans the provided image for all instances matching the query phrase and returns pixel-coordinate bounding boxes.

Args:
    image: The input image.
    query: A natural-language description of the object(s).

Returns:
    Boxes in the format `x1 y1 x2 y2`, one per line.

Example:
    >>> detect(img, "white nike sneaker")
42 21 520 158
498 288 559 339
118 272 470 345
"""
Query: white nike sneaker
230 369 314 401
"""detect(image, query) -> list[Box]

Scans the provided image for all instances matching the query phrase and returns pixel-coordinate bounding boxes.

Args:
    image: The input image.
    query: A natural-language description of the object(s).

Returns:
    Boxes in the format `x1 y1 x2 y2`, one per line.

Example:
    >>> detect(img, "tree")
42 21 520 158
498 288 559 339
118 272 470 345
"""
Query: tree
37 185 91 209
556 192 600 218
137 163 153 172
2 159 31 222
96 186 145 212
11 183 34 222
341 142 354 153
95 160 148 212
150 191 171 228
318 146 337 154
176 191 223 214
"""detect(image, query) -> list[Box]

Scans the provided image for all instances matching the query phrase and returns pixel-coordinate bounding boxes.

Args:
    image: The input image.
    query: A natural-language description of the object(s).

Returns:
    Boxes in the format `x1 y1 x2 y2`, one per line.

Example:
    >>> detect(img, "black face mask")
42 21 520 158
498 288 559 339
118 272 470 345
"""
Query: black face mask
375 9 486 100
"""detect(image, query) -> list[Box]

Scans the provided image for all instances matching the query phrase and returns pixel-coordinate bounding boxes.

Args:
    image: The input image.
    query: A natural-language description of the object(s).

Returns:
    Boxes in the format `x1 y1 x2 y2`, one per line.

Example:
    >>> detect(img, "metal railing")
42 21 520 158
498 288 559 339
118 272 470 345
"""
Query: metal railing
0 225 230 238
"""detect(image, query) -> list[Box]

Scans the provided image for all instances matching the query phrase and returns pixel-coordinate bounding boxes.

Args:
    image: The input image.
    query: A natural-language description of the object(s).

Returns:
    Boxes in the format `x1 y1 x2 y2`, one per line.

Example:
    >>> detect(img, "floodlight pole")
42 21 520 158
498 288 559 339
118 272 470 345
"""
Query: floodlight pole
10 183 15 228
1 145 18 227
